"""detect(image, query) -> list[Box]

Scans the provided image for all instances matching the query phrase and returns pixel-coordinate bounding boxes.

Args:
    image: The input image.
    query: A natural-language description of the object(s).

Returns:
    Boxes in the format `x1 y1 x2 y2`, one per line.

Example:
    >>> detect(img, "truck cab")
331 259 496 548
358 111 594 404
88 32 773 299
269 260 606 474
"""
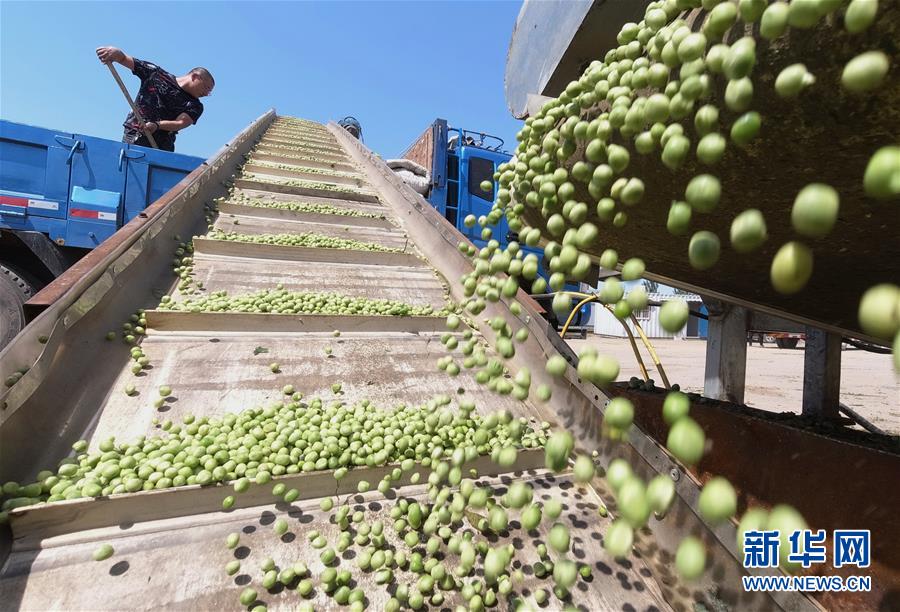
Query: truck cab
0 119 203 348
400 118 590 331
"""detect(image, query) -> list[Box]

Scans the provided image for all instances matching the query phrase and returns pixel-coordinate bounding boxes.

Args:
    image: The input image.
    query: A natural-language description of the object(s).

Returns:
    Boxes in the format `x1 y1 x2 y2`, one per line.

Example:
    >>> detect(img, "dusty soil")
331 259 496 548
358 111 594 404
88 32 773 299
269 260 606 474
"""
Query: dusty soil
567 335 899 436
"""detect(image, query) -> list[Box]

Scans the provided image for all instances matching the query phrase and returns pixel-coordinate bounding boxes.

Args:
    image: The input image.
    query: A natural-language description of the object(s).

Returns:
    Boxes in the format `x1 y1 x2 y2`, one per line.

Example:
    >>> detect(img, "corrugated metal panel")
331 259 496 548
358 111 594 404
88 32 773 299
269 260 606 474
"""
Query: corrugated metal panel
592 304 693 339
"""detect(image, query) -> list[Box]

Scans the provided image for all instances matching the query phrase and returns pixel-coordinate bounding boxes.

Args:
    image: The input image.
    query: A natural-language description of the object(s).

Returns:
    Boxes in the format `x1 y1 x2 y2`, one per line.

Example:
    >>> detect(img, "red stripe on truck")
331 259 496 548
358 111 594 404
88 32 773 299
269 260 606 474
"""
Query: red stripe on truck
70 208 100 219
0 195 28 207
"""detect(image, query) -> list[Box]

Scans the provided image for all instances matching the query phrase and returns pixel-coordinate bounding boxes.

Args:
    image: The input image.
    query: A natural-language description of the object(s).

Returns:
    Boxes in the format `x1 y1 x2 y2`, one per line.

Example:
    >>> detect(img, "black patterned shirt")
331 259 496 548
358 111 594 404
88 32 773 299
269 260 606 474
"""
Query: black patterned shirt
122 58 204 151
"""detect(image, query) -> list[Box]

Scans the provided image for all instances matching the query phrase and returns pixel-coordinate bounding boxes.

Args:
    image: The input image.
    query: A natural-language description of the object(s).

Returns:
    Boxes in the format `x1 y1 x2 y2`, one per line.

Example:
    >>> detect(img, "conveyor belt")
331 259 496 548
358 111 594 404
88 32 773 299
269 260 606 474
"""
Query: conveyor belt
0 113 814 611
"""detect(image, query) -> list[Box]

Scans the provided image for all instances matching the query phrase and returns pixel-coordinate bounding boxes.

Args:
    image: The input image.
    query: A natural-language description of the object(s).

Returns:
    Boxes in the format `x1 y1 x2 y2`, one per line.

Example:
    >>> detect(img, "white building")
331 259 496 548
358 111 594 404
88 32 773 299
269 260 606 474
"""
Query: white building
592 291 708 339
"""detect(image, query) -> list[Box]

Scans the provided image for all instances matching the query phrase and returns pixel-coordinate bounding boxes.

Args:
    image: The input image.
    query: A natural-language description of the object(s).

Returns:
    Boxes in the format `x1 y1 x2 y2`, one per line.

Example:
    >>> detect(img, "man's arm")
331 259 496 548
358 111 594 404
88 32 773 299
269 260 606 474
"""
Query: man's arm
96 46 135 71
146 113 194 134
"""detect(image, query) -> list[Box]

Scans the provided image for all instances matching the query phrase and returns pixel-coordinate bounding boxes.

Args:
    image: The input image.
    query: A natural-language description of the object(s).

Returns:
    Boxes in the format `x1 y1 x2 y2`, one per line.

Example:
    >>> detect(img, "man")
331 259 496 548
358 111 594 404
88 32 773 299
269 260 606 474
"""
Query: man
95 46 214 152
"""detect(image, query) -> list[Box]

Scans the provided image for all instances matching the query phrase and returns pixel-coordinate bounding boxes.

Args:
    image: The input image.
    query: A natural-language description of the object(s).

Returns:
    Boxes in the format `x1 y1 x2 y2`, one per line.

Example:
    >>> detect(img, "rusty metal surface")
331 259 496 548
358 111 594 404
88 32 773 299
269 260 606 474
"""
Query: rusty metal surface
610 385 900 610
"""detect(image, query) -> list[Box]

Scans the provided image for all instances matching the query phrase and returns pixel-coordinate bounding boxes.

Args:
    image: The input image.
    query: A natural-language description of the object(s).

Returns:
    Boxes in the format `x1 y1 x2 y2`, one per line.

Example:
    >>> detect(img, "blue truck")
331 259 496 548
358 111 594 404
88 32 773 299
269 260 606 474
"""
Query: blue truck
398 118 591 331
0 119 203 348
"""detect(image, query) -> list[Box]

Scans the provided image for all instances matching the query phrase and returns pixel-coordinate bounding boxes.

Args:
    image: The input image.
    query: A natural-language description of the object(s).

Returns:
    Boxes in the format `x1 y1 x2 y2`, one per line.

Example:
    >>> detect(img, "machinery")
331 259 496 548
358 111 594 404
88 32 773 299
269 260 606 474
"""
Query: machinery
0 0 896 609
0 112 821 611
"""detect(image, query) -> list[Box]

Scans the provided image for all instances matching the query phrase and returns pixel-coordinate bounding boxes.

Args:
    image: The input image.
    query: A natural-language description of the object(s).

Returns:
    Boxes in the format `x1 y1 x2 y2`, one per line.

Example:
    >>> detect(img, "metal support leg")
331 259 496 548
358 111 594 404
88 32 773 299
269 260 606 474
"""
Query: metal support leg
802 327 842 419
704 299 748 404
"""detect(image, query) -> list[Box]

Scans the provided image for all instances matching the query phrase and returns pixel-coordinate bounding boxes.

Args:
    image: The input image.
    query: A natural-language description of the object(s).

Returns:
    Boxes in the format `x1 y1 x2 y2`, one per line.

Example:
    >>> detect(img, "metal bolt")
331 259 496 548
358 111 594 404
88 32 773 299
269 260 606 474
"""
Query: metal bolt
669 468 680 482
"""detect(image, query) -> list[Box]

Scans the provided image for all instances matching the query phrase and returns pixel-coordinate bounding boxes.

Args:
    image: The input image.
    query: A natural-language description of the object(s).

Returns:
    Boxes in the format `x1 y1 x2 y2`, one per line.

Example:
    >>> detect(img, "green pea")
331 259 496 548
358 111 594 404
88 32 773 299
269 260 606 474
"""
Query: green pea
760 2 789 39
729 208 767 253
696 132 725 165
739 0 767 22
676 536 707 579
549 522 570 553
284 488 299 502
659 299 689 333
775 63 815 98
544 498 563 520
688 230 720 270
607 144 630 173
667 417 706 464
222 495 235 510
730 112 761 147
297 578 314 596
724 77 753 112
677 32 707 63
737 508 770 556
787 0 821 28
857 284 900 339
770 241 814 294
544 430 573 472
667 201 692 236
604 397 635 430
521 504 542 531
723 37 756 80
845 0 878 33
791 183 839 238
647 474 676 514
234 477 250 494
662 134 690 170
842 51 889 93
92 543 114 561
226 532 240 549
239 587 258 606
663 391 691 425
226 560 241 576
863 146 900 200
698 477 737 524
604 519 634 558
685 174 721 213
704 1 738 37
274 518 288 536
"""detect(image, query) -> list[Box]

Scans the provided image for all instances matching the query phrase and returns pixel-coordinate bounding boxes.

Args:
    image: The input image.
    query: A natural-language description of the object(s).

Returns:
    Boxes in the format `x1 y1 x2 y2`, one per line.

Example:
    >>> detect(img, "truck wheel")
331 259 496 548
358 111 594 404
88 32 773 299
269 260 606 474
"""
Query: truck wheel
0 263 35 351
775 337 799 350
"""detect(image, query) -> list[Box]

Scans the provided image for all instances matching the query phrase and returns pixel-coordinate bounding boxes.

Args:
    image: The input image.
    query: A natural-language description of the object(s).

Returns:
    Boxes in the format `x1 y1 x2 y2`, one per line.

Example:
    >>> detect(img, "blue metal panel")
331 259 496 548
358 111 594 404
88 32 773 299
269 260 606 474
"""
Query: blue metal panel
0 120 74 225
698 304 709 338
64 133 127 248
122 144 203 224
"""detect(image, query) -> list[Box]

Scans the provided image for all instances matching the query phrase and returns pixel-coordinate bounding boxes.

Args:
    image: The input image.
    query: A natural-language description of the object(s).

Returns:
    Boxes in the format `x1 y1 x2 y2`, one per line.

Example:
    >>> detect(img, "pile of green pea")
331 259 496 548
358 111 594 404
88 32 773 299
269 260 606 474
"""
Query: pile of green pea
207 229 400 253
246 159 362 180
156 288 441 317
221 194 385 219
0 394 545 520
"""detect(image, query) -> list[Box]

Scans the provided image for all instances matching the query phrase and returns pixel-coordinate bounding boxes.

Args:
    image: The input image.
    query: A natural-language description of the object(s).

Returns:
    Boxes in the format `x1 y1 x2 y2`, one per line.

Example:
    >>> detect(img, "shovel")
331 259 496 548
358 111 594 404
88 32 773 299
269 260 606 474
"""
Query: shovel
105 62 158 149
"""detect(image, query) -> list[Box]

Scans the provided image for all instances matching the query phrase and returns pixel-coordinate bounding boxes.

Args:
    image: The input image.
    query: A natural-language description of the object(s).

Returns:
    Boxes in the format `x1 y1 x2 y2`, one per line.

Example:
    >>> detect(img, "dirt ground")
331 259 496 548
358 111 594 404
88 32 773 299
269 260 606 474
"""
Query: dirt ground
567 335 900 436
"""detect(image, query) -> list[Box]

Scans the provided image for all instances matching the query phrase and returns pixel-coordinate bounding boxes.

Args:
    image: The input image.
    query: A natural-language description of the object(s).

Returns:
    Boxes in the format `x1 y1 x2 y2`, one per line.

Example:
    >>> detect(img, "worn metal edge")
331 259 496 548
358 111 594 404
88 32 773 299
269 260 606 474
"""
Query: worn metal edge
216 202 393 229
242 163 370 189
8 450 547 547
192 237 423 267
233 178 380 204
144 310 449 334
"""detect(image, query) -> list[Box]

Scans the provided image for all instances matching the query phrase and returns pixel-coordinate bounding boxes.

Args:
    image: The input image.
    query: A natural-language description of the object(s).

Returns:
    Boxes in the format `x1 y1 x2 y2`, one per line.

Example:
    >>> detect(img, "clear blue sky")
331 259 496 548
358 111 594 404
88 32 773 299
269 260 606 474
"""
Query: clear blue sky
1 1 525 160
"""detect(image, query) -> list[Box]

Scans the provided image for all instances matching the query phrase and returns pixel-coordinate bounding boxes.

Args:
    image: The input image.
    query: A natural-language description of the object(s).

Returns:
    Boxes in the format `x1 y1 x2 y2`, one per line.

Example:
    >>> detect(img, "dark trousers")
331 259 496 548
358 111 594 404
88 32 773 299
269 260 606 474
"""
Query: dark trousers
123 131 175 152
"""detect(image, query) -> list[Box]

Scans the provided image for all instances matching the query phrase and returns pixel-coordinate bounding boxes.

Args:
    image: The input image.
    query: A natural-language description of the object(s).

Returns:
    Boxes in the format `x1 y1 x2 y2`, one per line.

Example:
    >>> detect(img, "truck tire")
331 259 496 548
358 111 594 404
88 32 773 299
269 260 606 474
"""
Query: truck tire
775 337 799 350
0 263 35 351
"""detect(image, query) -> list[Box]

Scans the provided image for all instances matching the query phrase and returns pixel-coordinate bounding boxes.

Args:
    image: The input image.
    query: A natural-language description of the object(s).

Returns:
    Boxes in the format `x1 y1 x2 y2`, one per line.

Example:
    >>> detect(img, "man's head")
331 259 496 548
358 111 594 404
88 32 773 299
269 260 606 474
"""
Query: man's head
181 67 215 97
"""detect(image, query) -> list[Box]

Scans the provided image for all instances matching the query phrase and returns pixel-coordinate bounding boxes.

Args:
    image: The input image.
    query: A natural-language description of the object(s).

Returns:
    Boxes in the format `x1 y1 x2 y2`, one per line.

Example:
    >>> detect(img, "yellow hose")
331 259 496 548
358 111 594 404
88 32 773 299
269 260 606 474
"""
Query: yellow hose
628 313 671 389
601 305 650 382
555 292 651 382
